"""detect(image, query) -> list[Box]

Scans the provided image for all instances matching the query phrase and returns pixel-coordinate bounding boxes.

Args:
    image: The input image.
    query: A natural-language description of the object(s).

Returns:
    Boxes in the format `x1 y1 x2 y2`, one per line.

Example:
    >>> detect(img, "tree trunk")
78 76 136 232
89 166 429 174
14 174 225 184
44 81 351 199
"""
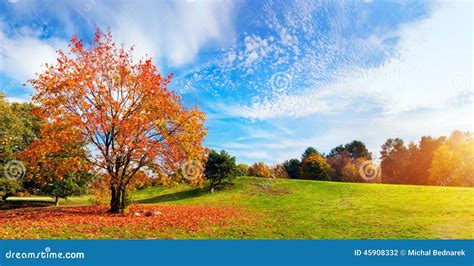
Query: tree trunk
2 193 12 201
54 196 59 206
109 186 127 213
109 186 121 213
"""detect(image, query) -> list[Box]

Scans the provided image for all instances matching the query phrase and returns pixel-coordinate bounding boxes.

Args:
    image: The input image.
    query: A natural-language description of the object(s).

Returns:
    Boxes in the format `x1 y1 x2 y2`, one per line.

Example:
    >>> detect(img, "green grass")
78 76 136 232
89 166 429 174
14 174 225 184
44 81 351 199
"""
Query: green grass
4 177 474 239
131 177 474 239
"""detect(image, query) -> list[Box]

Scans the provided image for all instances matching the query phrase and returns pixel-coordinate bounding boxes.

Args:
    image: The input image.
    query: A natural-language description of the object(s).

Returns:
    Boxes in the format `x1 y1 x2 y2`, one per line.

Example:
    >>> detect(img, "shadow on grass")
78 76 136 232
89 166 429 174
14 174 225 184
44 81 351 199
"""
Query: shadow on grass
134 187 209 204
0 200 54 210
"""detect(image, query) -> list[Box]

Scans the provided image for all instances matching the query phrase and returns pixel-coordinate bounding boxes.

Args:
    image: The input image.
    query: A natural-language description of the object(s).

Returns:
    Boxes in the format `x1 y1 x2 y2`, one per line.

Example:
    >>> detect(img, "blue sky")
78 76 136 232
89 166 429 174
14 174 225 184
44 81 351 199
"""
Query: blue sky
0 0 472 164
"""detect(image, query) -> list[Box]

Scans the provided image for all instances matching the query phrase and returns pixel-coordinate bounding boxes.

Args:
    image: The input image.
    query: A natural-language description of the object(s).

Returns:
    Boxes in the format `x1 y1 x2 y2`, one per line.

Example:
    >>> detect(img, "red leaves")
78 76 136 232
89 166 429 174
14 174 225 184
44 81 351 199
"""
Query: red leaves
0 205 248 239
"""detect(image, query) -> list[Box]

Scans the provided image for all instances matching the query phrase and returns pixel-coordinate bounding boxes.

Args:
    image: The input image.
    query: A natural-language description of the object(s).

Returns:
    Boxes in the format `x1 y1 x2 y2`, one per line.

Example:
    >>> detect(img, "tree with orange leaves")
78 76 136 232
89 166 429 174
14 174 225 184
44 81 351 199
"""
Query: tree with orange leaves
22 29 207 213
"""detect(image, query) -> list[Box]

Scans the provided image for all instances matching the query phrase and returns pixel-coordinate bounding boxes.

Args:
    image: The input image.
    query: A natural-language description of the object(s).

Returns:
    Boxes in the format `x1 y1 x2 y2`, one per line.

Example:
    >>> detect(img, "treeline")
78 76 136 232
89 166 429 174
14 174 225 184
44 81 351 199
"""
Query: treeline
234 134 473 187
380 132 473 186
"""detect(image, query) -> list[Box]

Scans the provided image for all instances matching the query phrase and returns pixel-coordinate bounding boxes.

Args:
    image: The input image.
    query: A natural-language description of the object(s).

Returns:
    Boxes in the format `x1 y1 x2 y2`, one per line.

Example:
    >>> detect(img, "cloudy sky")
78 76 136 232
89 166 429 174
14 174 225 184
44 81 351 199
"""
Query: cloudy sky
0 0 472 164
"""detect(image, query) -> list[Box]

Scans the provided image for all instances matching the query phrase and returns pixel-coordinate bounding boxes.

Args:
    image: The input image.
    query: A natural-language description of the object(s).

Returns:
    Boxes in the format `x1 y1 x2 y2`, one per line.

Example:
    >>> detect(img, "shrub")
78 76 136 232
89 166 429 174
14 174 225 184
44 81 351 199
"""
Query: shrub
0 178 22 201
236 163 249 176
300 154 331 181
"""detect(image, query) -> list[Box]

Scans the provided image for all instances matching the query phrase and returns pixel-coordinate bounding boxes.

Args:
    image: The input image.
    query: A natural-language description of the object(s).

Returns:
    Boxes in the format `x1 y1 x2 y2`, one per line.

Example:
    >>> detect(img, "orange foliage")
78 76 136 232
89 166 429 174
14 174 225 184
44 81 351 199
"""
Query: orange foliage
0 205 251 239
23 29 207 212
248 162 273 178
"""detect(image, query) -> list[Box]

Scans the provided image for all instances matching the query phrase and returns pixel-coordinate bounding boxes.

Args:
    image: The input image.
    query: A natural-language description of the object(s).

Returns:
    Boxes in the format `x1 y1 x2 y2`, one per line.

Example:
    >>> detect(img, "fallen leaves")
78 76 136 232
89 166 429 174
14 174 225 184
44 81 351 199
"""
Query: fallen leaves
0 205 252 239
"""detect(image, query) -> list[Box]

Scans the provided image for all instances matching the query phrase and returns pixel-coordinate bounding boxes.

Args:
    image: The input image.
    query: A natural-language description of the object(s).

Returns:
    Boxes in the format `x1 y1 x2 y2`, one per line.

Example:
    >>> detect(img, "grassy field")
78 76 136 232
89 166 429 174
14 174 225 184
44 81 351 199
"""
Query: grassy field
2 177 473 239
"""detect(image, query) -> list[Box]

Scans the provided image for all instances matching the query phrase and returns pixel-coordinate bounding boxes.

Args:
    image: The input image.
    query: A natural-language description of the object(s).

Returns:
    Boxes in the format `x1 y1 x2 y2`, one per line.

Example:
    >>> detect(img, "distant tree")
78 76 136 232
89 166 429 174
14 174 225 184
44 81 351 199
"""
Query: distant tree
248 162 273 178
301 147 319 161
10 102 41 148
236 163 249 176
326 150 352 182
0 178 22 201
327 145 345 158
344 140 372 160
39 171 94 206
283 159 301 179
340 160 361 183
271 164 289 179
300 154 331 181
380 138 409 184
404 136 445 185
0 94 26 179
204 150 238 190
428 133 474 187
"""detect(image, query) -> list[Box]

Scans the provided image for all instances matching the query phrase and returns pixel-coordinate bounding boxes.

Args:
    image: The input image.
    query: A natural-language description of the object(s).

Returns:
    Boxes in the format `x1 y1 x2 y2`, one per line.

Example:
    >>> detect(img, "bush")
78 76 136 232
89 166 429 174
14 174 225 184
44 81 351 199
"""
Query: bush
300 154 331 181
0 178 22 200
236 163 249 176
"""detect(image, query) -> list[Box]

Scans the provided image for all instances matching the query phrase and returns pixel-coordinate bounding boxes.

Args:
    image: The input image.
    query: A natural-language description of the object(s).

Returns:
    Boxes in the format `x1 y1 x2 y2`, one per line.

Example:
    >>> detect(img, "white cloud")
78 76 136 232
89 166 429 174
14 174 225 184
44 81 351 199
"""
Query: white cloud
1 0 236 83
229 1 472 120
84 0 236 67
0 23 67 81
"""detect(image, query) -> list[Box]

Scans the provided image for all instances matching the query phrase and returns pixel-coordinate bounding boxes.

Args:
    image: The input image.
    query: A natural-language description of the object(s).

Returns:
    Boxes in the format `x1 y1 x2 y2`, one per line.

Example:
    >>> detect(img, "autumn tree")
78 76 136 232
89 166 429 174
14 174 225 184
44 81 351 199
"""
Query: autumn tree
23 29 206 213
248 162 273 178
300 154 331 181
271 163 289 179
428 132 474 186
326 150 352 182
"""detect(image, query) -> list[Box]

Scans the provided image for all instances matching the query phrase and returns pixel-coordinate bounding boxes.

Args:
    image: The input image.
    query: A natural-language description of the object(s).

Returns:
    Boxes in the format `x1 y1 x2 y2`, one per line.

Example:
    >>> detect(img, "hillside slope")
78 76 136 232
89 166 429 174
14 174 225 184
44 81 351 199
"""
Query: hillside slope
132 177 474 239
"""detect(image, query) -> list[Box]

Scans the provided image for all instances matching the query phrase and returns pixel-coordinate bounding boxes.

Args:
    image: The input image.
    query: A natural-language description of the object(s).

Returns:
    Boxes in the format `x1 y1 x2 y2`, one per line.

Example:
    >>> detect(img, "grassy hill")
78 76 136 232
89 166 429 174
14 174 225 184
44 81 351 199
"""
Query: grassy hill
3 177 473 239
131 177 474 239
